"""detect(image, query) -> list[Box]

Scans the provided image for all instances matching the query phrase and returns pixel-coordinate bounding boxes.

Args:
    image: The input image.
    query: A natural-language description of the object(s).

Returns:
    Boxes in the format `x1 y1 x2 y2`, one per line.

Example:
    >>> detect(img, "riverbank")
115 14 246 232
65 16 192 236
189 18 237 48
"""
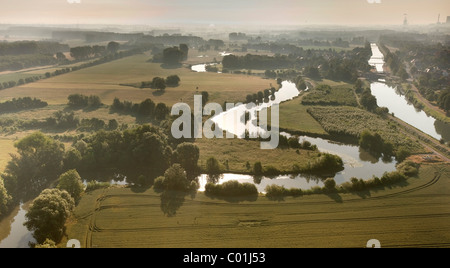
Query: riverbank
63 163 450 248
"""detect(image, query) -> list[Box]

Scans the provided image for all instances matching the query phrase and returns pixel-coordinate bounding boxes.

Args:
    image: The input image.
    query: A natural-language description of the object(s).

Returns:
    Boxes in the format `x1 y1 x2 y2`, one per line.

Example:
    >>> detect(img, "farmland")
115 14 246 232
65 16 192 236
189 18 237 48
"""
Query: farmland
64 163 450 248
0 53 275 107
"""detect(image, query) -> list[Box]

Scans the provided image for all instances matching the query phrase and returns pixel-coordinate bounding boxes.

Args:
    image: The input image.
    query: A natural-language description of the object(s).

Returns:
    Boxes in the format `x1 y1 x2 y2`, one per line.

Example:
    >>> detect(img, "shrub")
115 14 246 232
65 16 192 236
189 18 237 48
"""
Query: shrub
324 178 337 191
265 185 290 198
86 181 110 192
253 162 263 175
205 180 258 197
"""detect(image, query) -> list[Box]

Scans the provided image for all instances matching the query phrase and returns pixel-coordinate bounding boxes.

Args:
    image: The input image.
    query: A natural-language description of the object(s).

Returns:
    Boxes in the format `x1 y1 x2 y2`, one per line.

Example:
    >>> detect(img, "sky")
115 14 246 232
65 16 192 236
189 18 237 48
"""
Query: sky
0 0 449 26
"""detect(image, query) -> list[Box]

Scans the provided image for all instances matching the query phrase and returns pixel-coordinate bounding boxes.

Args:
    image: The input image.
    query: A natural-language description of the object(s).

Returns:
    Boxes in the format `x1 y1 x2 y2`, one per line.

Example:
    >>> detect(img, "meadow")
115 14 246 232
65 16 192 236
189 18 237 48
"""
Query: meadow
307 106 425 154
0 53 275 107
195 138 325 174
64 163 450 248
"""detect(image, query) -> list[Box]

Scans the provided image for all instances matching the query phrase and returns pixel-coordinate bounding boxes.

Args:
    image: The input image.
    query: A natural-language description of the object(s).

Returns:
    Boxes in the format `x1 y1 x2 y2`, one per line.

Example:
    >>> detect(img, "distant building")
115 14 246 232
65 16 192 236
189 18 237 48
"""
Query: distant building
447 16 450 24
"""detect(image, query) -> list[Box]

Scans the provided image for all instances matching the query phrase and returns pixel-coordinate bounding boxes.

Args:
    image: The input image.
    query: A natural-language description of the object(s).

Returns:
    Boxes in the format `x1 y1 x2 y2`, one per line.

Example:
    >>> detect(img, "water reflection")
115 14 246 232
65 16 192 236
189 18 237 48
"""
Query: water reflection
0 203 36 248
371 82 444 140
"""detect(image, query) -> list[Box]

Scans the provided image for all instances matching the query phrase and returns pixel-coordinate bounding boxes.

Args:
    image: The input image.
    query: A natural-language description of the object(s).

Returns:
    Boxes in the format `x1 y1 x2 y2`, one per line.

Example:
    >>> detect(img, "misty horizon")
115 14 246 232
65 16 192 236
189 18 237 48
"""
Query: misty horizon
0 0 449 27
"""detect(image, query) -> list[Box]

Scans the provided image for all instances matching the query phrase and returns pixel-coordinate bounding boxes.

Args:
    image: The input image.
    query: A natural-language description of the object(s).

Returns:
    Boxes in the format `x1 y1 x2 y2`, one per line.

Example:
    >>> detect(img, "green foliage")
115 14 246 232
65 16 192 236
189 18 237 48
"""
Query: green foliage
57 170 85 201
24 189 75 244
154 164 190 192
253 162 263 176
0 178 11 218
77 125 172 178
2 132 65 199
324 178 337 190
302 84 358 106
0 97 48 114
67 94 102 109
166 75 181 87
206 157 221 176
205 180 258 197
309 153 344 173
307 106 423 154
85 181 110 192
265 185 303 199
34 238 57 248
360 88 378 112
173 143 200 179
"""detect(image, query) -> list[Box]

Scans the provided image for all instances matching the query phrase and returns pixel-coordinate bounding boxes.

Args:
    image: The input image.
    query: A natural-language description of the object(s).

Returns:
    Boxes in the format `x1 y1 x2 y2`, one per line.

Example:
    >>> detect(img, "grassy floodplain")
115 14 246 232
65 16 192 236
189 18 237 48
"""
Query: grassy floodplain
0 54 276 107
64 163 450 248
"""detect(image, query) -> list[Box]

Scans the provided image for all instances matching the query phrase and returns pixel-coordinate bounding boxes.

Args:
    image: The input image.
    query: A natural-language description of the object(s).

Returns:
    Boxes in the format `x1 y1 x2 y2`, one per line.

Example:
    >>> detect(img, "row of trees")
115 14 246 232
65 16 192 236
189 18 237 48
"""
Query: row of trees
0 97 48 114
70 42 120 61
140 75 180 91
110 98 170 121
0 41 69 56
152 45 189 65
67 94 102 109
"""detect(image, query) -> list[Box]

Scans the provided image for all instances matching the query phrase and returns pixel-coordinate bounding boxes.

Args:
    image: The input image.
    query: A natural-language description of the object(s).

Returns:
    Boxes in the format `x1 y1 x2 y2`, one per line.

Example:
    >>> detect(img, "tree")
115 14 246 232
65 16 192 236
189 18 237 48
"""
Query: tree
179 44 189 61
253 162 263 176
156 164 190 192
201 91 209 105
56 52 66 61
24 189 74 244
2 132 65 199
163 47 184 65
304 66 321 80
174 143 200 180
154 103 169 121
0 178 11 218
107 41 120 54
34 239 57 248
360 88 378 112
152 77 166 91
138 99 156 117
63 149 82 170
108 119 119 130
166 75 181 87
206 157 221 175
57 170 84 202
324 178 337 191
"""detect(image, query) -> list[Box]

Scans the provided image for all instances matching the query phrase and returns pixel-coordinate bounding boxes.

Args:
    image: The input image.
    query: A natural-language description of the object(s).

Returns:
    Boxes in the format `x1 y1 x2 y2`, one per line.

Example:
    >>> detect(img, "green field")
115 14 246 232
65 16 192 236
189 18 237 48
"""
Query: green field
64 164 450 248
195 138 324 174
276 95 328 136
0 54 275 107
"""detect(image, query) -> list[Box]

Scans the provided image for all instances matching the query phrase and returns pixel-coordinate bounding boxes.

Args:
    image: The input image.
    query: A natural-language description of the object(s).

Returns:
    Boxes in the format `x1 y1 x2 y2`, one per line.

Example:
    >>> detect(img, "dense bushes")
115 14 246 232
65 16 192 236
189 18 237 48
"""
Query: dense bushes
110 98 170 120
307 106 423 155
0 97 48 114
205 180 258 197
67 94 102 109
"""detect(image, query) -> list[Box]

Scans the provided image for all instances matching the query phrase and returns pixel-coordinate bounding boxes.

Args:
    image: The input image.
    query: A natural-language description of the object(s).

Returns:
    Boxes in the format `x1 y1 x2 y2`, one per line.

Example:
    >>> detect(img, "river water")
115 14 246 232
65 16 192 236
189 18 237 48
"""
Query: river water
368 43 448 141
3 46 439 248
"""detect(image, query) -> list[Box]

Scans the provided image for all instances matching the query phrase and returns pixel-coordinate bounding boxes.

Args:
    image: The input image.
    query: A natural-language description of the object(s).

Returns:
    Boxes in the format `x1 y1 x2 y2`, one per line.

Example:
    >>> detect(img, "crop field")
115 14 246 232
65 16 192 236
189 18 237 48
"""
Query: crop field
0 54 275 107
64 164 450 248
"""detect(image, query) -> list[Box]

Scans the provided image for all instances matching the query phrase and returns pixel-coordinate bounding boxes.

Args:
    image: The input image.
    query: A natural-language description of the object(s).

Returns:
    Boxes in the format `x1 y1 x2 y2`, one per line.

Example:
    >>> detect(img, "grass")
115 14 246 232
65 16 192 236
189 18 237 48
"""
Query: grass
0 54 275 107
63 163 450 248
302 84 358 107
195 138 324 174
276 95 328 136
0 137 16 173
307 106 425 154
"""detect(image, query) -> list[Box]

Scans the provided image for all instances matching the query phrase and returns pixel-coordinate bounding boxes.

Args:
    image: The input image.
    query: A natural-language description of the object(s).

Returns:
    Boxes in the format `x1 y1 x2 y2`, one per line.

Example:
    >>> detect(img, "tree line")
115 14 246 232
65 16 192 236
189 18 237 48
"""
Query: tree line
0 97 48 114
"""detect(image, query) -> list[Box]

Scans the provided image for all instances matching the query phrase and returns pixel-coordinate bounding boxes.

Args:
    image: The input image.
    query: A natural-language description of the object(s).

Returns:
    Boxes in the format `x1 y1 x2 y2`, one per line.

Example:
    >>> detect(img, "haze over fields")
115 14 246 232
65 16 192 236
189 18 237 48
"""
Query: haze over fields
0 0 449 26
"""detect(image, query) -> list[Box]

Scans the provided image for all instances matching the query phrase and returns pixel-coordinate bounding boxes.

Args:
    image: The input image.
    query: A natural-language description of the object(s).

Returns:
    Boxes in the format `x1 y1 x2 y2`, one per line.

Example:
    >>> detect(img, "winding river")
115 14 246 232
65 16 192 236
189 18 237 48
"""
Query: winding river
1 44 445 248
